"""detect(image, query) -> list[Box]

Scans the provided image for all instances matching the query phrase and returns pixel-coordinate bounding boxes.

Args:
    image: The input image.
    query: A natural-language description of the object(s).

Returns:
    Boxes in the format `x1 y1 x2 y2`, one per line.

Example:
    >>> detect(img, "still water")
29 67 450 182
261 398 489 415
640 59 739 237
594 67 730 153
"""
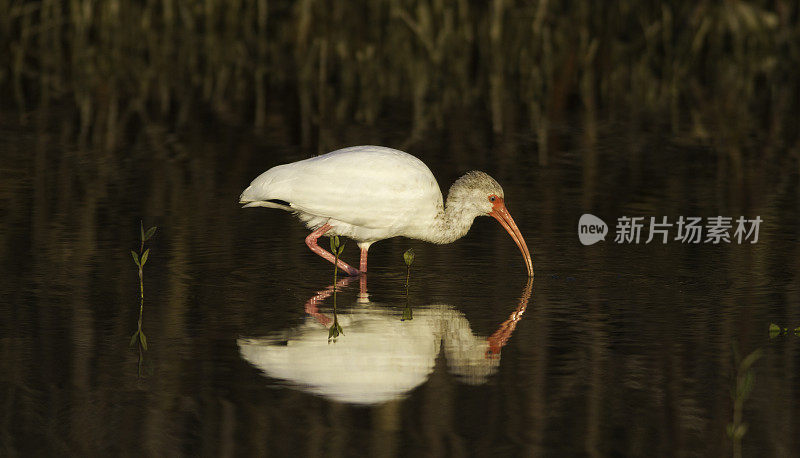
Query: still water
1 115 799 456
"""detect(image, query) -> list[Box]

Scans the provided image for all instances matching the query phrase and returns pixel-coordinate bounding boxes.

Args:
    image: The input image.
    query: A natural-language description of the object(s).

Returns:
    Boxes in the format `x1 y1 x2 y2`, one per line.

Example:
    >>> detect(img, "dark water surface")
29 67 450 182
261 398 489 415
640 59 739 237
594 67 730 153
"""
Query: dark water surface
2 114 799 457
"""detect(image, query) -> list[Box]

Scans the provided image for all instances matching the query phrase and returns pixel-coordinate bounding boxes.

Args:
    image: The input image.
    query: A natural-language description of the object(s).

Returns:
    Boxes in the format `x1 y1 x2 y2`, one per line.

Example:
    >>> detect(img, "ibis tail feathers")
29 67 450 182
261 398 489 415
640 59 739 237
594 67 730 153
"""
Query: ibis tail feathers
239 181 293 210
240 199 293 211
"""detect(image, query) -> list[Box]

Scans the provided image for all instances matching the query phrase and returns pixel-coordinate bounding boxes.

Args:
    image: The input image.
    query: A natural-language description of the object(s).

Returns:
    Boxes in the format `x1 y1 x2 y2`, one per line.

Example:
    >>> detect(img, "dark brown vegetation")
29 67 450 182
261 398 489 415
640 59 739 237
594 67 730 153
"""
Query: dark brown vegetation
1 0 798 154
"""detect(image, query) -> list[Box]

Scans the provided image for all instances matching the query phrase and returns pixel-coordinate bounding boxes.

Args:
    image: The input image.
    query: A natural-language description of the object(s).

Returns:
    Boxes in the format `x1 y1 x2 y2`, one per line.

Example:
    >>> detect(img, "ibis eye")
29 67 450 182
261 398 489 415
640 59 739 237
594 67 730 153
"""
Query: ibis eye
489 195 496 202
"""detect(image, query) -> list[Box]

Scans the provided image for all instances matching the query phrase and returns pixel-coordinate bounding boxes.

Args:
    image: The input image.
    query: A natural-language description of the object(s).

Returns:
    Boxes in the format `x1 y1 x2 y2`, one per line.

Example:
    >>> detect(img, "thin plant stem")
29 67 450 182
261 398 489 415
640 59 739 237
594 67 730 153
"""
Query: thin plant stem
328 236 344 340
131 222 156 376
405 266 410 297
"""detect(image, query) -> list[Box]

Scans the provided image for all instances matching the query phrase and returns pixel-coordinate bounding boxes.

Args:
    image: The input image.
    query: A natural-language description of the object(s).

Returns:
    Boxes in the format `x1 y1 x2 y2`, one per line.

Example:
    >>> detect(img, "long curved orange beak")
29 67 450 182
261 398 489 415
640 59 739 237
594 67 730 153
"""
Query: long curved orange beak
489 197 534 277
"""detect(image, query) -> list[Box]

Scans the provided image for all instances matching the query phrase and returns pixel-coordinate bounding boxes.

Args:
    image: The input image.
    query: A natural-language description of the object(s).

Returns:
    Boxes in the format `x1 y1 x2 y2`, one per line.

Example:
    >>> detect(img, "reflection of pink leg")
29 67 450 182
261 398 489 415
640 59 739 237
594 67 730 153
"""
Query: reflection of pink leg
304 277 353 326
304 224 360 276
358 273 369 303
486 278 533 358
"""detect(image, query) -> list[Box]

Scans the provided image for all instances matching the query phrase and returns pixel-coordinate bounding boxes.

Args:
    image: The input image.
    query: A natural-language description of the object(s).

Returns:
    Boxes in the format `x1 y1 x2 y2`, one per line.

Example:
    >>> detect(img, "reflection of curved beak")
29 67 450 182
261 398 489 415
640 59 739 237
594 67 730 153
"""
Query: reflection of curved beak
489 198 534 277
486 277 534 357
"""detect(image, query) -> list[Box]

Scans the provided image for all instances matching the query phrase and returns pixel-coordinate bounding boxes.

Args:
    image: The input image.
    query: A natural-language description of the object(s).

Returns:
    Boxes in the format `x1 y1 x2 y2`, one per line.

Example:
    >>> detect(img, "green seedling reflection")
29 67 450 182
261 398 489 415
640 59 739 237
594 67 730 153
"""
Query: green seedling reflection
768 322 800 338
727 344 762 458
328 236 345 341
402 249 414 321
130 221 157 376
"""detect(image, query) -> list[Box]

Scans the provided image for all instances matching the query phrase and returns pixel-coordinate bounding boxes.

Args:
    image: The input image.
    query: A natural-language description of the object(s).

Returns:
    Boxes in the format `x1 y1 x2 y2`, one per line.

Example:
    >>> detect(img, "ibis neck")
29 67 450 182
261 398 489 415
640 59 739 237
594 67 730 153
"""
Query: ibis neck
419 198 478 245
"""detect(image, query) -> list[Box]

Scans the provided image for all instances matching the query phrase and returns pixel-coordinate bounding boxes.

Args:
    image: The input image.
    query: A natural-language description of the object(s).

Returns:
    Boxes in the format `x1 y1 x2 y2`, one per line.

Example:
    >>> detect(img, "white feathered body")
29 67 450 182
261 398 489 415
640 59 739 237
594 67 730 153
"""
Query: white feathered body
240 146 444 246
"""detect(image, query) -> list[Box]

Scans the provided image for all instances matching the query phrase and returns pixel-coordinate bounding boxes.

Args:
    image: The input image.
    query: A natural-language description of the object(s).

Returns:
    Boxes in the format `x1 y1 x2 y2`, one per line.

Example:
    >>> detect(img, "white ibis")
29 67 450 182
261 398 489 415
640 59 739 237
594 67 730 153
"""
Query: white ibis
239 145 533 276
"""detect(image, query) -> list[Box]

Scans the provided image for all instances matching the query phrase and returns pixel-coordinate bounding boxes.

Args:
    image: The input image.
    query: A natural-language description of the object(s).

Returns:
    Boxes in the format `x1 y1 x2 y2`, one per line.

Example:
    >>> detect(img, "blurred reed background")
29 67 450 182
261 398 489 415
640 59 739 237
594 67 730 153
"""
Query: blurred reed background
1 0 798 157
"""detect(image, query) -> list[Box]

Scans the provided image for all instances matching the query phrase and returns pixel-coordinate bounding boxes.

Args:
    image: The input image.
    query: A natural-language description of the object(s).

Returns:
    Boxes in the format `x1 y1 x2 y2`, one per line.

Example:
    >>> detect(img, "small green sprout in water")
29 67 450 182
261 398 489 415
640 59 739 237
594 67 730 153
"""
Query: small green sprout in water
401 300 413 321
404 249 415 267
130 222 156 375
727 345 762 458
328 317 344 341
402 249 414 321
328 236 345 341
769 322 800 338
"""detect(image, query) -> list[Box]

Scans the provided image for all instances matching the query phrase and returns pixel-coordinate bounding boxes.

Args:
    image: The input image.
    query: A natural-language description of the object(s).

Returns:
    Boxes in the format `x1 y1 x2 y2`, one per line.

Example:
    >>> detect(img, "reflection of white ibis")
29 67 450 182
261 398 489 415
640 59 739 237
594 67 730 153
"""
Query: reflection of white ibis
237 279 532 405
240 145 533 276
238 305 490 404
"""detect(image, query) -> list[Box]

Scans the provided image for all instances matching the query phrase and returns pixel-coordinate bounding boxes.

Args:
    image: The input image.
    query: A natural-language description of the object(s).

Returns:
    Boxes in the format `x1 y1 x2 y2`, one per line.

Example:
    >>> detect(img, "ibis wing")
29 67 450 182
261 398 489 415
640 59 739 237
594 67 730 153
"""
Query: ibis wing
245 146 443 229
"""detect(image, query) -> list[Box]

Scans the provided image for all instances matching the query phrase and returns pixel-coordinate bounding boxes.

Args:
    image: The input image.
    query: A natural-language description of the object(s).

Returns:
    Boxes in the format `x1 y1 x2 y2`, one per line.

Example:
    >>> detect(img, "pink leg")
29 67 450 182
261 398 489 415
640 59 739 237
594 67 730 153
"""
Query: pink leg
359 246 369 273
305 224 360 276
357 247 369 302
